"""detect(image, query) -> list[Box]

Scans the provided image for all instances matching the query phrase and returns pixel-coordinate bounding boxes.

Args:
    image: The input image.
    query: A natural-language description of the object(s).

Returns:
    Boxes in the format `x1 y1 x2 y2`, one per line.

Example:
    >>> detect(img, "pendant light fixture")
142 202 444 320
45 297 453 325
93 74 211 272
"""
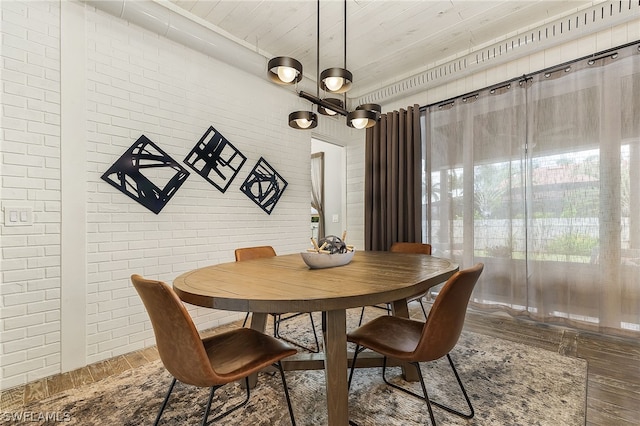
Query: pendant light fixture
347 103 381 129
289 111 318 129
268 57 303 85
316 2 344 118
320 68 353 93
317 98 344 116
320 0 352 94
269 0 379 130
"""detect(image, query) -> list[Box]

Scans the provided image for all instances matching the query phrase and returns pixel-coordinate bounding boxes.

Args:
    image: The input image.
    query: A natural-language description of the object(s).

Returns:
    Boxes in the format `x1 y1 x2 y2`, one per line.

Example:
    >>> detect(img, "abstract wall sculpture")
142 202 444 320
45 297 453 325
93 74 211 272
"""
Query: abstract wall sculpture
101 135 190 214
183 126 247 193
240 157 288 215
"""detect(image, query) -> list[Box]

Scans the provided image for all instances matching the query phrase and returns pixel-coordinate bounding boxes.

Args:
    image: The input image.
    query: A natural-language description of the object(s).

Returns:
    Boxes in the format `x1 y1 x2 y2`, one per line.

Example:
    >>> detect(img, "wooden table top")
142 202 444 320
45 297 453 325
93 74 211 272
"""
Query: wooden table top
173 251 458 313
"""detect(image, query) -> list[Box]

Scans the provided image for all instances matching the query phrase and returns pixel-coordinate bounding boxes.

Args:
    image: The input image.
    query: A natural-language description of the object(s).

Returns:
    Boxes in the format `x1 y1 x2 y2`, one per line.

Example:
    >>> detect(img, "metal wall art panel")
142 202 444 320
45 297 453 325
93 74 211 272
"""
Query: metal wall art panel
183 126 247 193
101 135 190 214
240 157 288 215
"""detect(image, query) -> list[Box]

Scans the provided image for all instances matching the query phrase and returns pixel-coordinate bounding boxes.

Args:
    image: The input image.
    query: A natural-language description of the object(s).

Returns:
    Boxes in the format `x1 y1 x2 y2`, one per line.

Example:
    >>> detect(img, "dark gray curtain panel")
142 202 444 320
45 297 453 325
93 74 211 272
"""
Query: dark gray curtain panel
365 105 422 251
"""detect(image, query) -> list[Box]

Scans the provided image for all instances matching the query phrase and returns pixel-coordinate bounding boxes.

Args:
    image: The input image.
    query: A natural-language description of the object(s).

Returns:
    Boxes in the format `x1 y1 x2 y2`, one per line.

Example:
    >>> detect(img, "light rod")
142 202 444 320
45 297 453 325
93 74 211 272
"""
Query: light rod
299 91 349 116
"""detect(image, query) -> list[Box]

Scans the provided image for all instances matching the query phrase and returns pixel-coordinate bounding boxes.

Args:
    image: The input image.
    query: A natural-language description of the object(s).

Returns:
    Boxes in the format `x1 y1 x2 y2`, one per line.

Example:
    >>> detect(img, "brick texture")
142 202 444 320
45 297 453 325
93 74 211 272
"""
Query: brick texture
1 2 317 390
1 1 62 389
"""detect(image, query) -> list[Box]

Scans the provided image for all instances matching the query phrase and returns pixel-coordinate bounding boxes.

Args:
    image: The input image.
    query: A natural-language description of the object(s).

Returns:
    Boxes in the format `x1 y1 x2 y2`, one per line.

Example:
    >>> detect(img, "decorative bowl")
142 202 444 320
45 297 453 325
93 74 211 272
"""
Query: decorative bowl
300 250 355 269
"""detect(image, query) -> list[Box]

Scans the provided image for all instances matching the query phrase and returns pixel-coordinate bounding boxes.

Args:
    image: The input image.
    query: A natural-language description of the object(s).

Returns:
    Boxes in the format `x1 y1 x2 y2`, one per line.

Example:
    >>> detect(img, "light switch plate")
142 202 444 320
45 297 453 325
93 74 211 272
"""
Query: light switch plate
4 207 33 226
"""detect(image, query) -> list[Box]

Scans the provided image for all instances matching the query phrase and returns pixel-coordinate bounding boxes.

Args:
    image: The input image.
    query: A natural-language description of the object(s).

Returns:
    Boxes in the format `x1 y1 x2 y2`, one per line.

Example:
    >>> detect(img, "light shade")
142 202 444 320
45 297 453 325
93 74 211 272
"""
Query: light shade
317 98 344 116
268 57 303 85
346 109 378 129
289 111 318 130
358 103 381 116
320 67 353 93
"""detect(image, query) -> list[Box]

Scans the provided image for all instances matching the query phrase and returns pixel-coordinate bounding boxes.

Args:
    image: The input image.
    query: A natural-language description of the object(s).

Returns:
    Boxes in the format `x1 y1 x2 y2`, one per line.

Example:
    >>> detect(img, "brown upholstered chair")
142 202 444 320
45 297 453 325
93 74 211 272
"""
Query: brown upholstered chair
390 241 433 255
131 274 297 426
235 246 320 353
358 242 433 325
390 242 434 316
347 263 484 426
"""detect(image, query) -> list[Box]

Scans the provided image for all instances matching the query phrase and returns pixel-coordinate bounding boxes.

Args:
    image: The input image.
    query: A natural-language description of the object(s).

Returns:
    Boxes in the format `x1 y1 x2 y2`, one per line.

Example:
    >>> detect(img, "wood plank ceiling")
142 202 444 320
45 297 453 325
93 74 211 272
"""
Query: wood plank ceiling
168 1 598 98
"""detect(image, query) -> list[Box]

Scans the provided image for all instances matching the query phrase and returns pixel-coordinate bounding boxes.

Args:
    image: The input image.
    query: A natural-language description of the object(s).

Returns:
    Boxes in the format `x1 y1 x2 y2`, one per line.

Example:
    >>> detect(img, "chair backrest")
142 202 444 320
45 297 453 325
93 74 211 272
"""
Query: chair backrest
234 245 277 261
390 242 432 255
412 263 484 362
131 274 221 387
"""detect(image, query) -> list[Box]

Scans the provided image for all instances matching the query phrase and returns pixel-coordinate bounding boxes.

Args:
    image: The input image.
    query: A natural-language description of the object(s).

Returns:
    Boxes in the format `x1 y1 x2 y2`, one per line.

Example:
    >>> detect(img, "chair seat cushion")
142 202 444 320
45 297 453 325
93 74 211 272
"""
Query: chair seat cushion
347 316 425 362
203 328 296 382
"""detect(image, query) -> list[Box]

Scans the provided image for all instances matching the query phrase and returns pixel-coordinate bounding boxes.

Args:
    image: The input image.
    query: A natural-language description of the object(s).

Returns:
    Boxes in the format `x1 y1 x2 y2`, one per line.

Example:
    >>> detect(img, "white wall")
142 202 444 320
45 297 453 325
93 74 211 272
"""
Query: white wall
313 116 365 250
0 1 351 390
382 19 640 112
311 139 346 239
1 0 63 390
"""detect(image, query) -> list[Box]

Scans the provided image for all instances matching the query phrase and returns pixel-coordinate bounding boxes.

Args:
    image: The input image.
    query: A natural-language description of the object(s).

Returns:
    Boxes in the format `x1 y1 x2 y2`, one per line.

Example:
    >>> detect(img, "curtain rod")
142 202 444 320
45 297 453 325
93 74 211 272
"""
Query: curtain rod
419 39 640 112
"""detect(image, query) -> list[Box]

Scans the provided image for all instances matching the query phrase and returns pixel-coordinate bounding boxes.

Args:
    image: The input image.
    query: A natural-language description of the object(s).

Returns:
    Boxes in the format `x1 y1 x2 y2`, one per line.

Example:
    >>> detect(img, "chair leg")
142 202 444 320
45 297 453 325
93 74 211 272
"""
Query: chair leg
272 314 280 337
381 354 474 422
382 358 437 425
418 299 428 319
274 312 321 353
358 304 393 326
154 377 177 426
206 378 251 423
275 361 296 426
202 386 217 426
347 344 361 391
413 362 437 426
242 312 250 327
429 354 474 419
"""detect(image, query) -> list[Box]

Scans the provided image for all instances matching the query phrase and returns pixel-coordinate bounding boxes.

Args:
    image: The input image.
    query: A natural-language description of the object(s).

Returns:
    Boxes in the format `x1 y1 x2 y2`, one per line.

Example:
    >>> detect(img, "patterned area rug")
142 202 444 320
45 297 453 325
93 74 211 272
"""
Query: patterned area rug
21 310 587 425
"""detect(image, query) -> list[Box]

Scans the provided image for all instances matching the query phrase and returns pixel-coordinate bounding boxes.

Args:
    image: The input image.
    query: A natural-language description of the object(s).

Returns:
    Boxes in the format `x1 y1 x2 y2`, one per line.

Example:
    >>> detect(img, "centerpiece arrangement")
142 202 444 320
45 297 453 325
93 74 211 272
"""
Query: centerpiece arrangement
301 231 355 269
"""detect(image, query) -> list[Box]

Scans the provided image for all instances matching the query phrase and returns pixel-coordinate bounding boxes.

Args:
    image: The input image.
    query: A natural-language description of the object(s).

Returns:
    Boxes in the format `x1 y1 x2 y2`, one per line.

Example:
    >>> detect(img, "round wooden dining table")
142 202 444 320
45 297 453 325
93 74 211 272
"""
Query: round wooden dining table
173 250 458 426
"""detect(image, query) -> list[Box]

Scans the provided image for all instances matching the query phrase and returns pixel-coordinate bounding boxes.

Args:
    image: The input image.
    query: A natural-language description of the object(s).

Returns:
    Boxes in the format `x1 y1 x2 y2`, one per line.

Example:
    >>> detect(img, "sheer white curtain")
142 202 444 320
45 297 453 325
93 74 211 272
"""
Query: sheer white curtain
311 152 325 239
424 42 640 337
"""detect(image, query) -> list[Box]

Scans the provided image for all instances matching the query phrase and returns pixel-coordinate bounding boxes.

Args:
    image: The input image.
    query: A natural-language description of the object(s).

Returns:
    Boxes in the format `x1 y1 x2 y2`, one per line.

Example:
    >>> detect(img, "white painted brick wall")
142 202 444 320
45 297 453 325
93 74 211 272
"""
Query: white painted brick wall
1 0 61 390
0 0 318 389
82 8 313 364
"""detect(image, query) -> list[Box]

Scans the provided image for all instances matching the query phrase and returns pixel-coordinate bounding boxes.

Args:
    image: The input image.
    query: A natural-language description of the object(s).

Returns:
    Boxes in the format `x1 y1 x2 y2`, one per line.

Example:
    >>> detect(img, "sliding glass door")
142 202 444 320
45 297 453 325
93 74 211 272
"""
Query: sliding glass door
423 43 640 336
